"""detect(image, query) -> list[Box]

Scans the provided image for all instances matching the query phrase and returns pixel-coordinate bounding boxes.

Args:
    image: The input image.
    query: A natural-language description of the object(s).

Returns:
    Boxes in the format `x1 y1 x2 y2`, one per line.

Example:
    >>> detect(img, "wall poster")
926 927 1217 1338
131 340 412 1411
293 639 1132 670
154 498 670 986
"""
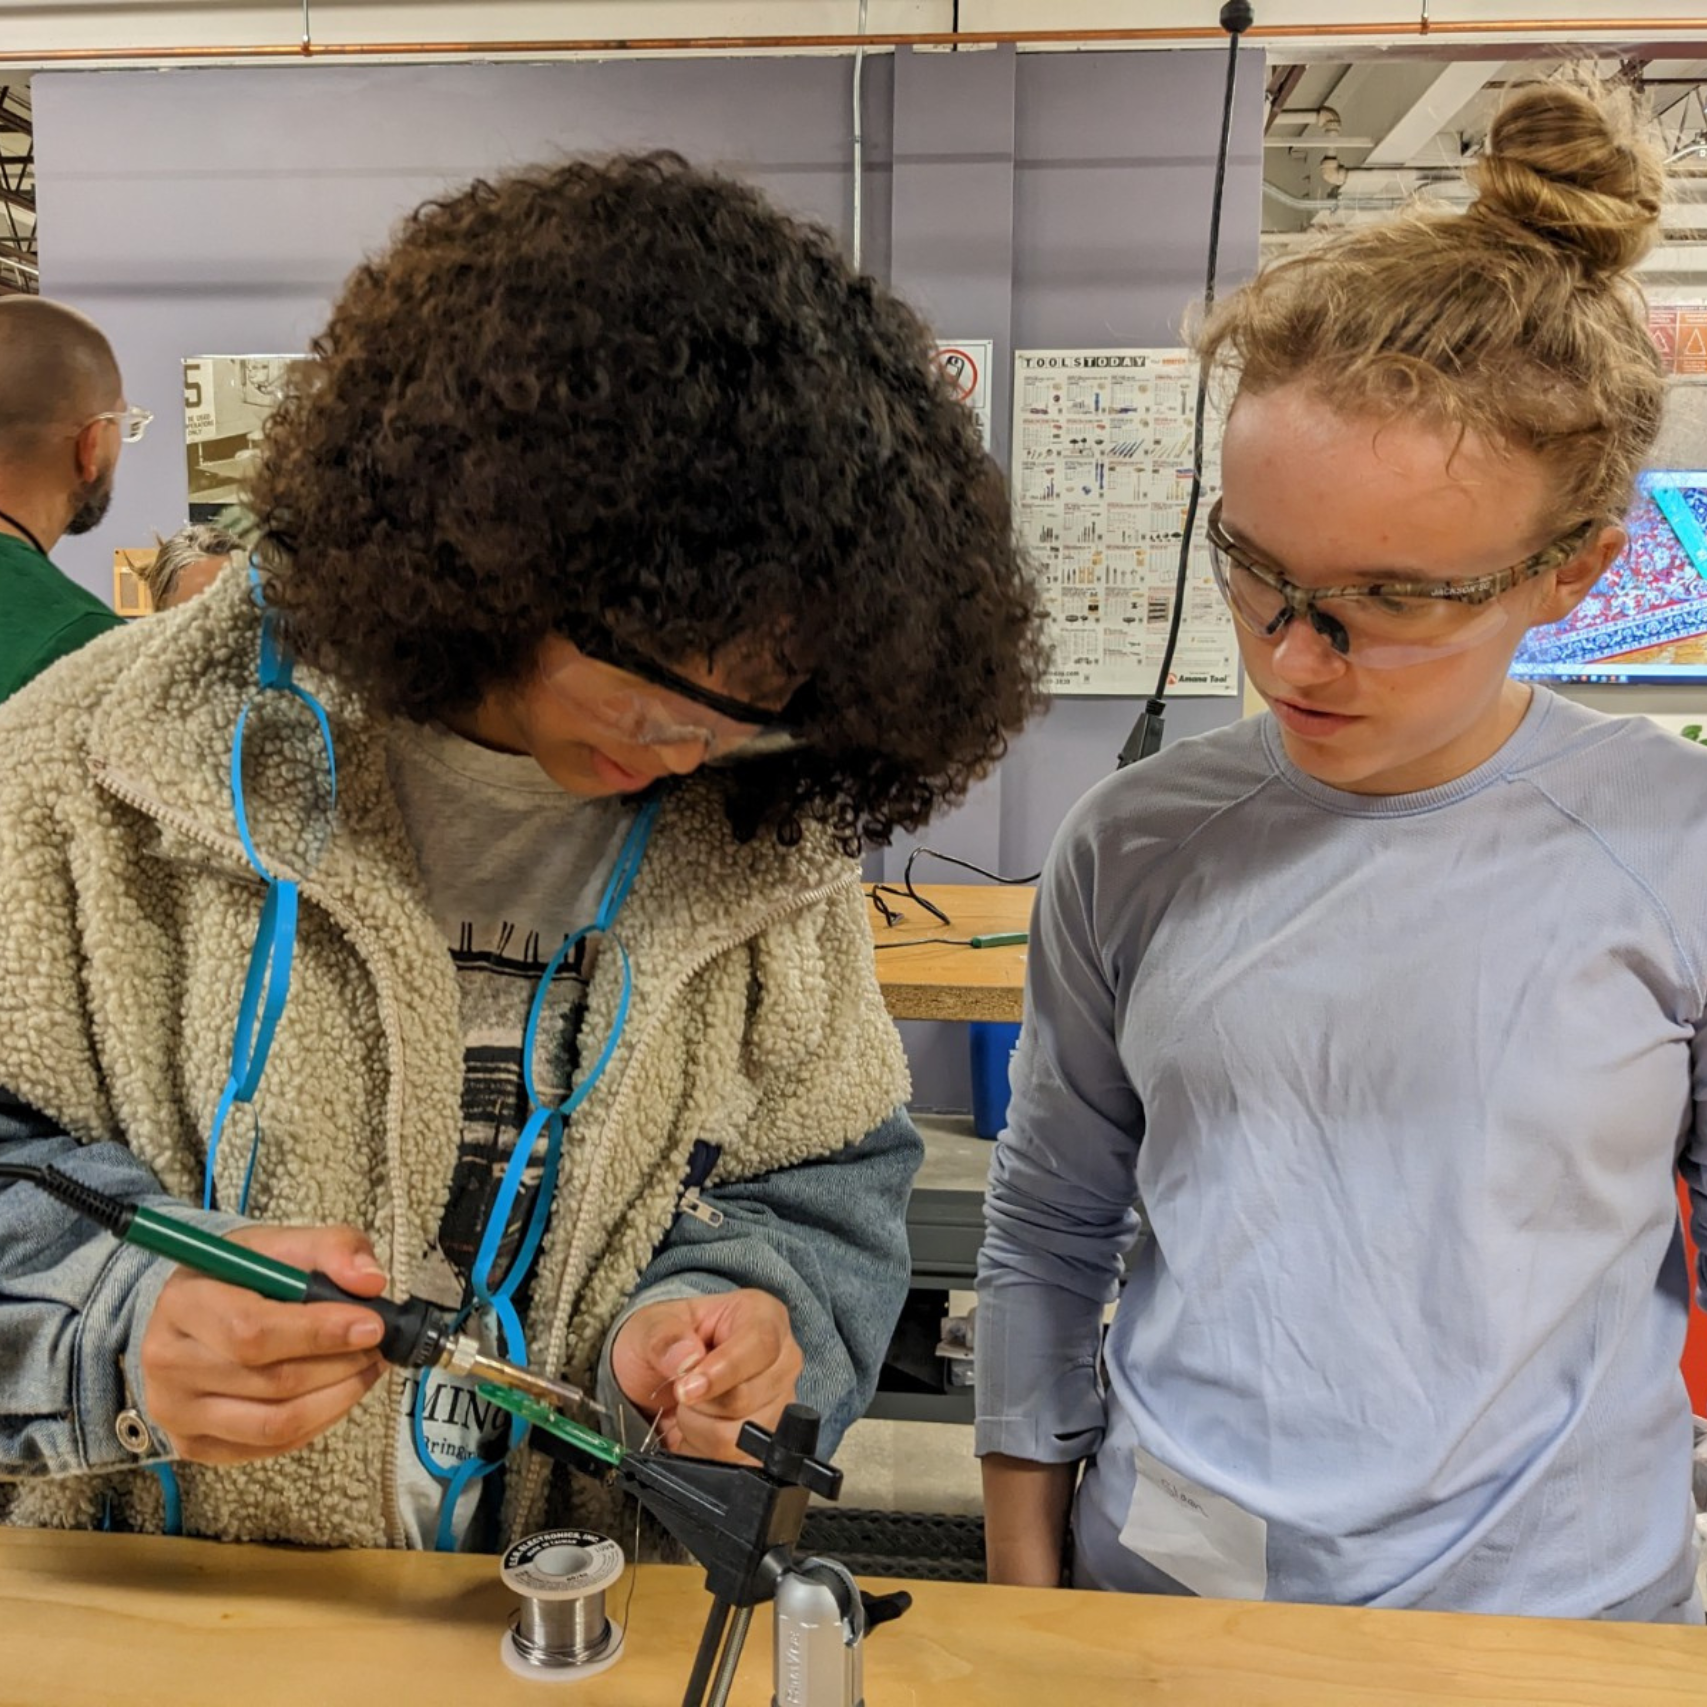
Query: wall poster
1011 348 1237 697
182 355 299 523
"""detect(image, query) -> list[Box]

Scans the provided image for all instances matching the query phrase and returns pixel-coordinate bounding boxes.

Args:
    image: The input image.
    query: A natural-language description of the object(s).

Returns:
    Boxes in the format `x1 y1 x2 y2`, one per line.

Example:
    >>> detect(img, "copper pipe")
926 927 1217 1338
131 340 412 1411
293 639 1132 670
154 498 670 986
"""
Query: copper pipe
12 22 1707 66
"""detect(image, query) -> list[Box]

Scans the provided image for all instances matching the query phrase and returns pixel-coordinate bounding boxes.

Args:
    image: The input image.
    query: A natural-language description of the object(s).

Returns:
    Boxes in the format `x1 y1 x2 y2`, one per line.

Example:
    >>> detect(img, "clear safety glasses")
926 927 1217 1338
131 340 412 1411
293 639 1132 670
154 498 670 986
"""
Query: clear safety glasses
1206 499 1599 670
543 638 808 764
87 405 154 444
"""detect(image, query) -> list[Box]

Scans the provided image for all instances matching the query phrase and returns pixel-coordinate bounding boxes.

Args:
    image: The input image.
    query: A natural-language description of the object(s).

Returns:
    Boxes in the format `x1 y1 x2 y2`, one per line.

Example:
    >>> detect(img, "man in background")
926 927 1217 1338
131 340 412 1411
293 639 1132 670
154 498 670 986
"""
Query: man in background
0 297 146 700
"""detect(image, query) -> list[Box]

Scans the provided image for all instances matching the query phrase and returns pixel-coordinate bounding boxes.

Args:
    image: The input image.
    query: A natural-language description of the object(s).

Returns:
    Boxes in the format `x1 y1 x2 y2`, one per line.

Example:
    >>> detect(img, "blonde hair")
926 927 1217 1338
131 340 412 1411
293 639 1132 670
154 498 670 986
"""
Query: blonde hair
1198 73 1667 524
144 522 241 608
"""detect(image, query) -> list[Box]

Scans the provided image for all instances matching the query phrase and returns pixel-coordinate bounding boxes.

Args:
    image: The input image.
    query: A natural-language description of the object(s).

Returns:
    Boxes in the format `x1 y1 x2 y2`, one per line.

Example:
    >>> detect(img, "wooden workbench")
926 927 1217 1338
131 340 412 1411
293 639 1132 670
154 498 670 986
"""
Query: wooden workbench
3 1529 1700 1706
867 882 1034 1023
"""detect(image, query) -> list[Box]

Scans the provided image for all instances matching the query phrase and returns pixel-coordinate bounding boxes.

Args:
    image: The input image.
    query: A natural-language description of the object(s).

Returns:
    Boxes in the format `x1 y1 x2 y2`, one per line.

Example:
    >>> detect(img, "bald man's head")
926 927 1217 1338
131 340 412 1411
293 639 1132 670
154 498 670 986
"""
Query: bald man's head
0 297 122 460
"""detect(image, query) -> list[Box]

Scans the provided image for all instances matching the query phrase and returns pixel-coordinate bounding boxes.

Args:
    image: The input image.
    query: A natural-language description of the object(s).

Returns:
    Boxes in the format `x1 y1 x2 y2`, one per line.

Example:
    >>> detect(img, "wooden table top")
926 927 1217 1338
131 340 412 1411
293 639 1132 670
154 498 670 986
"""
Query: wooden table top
4 1529 1701 1706
867 881 1034 1023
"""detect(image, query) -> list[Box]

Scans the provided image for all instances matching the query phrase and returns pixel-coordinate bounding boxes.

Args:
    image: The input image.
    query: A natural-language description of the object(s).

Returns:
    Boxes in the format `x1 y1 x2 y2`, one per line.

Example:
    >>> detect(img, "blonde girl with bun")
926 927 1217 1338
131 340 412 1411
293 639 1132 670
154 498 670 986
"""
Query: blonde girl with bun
977 74 1706 1622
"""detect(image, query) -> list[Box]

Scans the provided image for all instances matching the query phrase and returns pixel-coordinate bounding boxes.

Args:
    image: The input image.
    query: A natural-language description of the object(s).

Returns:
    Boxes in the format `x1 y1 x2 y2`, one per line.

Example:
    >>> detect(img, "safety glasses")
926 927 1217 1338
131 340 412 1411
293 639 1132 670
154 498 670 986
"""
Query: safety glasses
86 405 154 445
544 637 808 764
1206 499 1599 670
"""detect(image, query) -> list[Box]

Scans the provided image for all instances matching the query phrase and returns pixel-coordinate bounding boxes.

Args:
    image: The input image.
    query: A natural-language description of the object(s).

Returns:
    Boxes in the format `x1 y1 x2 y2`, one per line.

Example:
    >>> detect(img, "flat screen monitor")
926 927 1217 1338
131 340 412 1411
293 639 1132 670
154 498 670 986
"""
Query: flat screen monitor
1511 471 1707 685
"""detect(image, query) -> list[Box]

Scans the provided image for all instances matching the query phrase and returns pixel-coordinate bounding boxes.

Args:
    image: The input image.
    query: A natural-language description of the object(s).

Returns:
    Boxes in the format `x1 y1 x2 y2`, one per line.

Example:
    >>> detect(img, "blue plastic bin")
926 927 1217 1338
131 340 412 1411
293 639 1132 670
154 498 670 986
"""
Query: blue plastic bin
969 1021 1023 1140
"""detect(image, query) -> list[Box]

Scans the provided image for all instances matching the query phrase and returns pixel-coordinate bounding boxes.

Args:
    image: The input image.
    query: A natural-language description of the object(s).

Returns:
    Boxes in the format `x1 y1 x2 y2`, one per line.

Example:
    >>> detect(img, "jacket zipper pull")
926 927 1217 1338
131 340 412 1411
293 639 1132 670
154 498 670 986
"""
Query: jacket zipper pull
677 1186 725 1229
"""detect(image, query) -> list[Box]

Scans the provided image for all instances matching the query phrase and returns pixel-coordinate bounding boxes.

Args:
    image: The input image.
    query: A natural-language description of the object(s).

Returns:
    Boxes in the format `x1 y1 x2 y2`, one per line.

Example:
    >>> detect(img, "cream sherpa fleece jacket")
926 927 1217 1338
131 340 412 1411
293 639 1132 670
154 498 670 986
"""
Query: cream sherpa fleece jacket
0 570 908 1545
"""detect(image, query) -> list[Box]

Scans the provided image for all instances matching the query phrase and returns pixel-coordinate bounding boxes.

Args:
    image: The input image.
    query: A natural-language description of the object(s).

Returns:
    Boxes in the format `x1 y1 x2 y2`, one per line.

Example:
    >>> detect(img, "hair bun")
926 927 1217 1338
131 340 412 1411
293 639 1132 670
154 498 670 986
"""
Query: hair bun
1470 79 1663 278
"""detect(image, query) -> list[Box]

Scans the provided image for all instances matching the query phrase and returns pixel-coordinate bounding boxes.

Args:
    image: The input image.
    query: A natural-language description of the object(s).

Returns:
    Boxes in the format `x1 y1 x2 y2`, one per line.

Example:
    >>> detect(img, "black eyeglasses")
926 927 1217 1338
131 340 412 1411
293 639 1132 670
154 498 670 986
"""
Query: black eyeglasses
598 641 791 726
578 631 811 762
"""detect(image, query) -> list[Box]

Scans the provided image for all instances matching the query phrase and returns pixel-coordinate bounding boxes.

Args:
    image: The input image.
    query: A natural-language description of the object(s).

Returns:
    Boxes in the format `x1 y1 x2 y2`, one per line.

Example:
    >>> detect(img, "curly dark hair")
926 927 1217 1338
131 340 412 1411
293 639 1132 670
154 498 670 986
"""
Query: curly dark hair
246 152 1046 849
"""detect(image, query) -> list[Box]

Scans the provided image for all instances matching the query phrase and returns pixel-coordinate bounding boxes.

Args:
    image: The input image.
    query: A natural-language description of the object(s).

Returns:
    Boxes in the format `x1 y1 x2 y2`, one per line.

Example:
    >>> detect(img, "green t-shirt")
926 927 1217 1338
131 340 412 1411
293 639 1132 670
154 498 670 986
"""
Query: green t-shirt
0 530 125 703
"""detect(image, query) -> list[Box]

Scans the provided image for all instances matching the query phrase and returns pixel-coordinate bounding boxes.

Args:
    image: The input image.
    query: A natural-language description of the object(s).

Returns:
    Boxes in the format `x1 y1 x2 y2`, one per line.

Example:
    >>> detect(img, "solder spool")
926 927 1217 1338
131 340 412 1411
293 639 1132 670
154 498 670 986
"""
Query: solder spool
499 1528 625 1683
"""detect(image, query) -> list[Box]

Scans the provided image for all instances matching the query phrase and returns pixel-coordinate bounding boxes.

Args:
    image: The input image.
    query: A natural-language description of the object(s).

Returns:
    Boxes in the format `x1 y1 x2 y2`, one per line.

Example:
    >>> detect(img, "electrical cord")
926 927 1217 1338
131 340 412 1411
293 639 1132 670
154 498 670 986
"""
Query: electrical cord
867 847 1037 949
903 846 1041 887
1117 0 1254 769
868 845 1040 932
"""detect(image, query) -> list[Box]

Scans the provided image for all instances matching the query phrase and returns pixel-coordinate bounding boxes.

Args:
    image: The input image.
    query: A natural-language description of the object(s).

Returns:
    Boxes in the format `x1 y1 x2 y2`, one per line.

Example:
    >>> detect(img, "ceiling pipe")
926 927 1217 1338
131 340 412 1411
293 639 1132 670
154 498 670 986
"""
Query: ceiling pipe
8 20 1707 67
1264 134 1376 148
1264 181 1402 211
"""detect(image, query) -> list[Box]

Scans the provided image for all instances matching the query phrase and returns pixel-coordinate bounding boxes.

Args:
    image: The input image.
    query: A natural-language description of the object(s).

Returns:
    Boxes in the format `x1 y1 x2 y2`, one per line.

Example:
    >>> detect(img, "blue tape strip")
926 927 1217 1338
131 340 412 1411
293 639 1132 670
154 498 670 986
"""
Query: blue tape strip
235 1107 264 1218
595 796 660 930
230 666 339 881
202 879 297 1211
209 573 338 1210
232 880 298 1101
151 1463 183 1536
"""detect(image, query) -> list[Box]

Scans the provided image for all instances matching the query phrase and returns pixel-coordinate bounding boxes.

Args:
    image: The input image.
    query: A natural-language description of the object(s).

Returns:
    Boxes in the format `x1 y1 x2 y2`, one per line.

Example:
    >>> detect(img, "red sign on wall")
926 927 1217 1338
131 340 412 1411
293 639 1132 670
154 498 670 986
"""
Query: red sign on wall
1678 309 1707 377
1649 305 1679 370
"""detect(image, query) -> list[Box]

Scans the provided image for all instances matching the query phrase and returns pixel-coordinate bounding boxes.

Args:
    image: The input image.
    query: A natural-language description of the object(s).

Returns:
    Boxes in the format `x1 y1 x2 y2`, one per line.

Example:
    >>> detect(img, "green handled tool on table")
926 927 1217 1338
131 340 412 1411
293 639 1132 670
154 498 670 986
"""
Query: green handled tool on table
0 1160 598 1414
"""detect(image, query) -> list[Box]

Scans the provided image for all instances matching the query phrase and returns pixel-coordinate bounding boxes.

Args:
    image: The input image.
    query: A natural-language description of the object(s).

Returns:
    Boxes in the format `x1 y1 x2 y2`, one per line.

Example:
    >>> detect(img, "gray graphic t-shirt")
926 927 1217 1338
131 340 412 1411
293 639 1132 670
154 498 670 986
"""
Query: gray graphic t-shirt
385 719 630 1548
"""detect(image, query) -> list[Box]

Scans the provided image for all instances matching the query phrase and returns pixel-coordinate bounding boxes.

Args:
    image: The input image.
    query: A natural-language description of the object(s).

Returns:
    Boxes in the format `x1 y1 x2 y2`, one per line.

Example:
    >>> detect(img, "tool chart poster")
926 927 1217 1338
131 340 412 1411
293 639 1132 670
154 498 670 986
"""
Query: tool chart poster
1011 348 1238 698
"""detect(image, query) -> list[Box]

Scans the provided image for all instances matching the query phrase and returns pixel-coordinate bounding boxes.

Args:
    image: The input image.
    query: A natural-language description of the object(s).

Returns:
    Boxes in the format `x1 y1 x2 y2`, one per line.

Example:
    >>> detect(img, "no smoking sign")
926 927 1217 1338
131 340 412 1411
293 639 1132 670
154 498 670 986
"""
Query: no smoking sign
932 339 994 450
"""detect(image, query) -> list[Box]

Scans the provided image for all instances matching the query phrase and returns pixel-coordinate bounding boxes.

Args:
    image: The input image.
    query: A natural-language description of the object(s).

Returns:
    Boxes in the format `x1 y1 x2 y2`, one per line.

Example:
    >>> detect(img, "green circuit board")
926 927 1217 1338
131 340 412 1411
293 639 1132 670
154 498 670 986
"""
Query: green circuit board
478 1382 625 1468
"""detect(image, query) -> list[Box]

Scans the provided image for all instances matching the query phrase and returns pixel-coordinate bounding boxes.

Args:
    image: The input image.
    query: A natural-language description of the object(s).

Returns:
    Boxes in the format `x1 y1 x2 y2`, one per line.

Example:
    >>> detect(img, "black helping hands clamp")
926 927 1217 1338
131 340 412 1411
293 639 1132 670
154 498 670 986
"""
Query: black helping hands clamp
527 1401 912 1707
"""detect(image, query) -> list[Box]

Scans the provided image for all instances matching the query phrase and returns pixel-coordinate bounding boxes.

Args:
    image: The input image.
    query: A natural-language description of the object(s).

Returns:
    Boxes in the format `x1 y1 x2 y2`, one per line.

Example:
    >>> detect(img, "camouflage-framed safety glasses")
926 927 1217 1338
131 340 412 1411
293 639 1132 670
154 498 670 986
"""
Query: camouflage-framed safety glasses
1206 499 1601 669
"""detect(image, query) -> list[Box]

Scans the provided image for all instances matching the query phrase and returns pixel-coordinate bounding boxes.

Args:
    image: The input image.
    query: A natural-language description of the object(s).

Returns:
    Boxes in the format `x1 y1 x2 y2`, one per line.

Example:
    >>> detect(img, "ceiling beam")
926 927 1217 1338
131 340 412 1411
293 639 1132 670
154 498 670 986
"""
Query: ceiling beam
1264 63 1306 133
1361 62 1501 170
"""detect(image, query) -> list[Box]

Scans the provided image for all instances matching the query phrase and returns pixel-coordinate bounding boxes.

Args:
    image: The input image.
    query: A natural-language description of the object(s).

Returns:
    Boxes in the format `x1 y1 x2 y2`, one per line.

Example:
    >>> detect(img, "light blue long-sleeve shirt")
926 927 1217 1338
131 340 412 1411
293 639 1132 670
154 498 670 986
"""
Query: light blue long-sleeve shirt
977 689 1707 1622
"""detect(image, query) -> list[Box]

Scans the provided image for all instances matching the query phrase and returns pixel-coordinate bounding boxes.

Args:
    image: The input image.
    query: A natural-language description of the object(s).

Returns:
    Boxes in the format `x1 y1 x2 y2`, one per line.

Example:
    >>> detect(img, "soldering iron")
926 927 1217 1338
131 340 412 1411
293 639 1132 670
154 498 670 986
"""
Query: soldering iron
0 1161 596 1413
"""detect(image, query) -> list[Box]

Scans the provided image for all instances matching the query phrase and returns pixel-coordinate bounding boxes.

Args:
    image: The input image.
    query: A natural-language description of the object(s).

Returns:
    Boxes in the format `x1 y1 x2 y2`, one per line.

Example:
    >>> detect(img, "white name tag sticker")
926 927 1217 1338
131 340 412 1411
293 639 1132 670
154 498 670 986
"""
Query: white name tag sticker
1119 1444 1269 1601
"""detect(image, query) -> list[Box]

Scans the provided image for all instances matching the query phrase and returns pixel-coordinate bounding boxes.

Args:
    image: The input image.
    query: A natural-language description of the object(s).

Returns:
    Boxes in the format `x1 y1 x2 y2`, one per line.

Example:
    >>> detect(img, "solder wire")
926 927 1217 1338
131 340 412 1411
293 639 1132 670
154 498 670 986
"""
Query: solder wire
511 1585 612 1666
585 1372 670 1665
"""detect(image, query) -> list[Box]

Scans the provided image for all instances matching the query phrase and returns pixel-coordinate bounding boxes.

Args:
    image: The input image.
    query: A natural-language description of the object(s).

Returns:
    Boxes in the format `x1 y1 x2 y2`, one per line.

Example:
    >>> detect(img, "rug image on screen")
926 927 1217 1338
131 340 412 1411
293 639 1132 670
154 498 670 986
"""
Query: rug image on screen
1513 472 1707 684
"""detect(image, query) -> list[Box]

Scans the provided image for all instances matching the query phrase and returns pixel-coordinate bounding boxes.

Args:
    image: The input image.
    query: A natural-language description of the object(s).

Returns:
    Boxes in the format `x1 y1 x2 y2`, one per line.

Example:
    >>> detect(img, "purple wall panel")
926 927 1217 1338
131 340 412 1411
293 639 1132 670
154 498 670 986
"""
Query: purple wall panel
34 56 894 604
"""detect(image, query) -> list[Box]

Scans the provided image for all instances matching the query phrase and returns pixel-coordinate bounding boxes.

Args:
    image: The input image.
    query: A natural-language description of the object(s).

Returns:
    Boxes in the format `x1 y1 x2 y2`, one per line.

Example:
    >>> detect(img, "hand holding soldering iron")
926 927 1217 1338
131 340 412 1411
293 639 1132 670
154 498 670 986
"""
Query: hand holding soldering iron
141 1221 390 1464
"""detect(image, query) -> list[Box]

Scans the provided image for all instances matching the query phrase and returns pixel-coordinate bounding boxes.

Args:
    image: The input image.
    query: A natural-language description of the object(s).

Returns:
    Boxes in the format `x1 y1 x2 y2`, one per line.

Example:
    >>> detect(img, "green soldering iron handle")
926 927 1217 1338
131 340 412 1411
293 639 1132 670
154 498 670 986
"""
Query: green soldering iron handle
119 1201 448 1368
127 1204 323 1300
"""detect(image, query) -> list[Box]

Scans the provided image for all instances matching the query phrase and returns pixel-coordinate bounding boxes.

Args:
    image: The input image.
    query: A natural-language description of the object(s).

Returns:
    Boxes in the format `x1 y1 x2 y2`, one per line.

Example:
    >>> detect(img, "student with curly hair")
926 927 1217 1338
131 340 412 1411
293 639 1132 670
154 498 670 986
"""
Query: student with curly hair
0 153 1045 1551
978 76 1707 1622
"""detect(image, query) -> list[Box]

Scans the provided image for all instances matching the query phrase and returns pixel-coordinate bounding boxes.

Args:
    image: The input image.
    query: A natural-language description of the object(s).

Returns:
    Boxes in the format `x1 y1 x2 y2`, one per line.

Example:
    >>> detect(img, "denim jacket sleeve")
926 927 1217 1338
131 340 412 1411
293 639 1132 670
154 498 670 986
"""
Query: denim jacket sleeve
598 1107 922 1454
0 1088 247 1477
